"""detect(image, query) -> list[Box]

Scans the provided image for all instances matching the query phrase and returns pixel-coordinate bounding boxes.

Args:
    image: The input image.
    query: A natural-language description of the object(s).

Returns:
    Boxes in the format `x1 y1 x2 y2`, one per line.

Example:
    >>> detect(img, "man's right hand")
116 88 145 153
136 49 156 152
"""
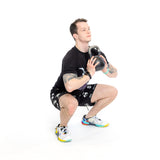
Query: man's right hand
87 56 99 77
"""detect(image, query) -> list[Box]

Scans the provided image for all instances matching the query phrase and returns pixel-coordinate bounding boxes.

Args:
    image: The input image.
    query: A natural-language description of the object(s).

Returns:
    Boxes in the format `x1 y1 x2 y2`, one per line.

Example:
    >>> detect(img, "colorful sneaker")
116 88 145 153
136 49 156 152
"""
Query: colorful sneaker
81 115 109 127
55 124 72 142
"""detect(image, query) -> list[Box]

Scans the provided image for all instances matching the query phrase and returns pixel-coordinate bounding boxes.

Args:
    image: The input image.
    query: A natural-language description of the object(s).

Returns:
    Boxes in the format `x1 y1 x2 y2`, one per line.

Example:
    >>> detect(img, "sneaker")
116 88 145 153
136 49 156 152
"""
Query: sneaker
55 124 72 142
81 115 109 127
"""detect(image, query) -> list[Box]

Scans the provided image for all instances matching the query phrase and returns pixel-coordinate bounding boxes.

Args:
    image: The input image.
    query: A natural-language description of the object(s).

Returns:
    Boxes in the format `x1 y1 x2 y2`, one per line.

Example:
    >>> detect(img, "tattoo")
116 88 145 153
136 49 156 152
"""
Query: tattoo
108 64 117 74
63 73 82 84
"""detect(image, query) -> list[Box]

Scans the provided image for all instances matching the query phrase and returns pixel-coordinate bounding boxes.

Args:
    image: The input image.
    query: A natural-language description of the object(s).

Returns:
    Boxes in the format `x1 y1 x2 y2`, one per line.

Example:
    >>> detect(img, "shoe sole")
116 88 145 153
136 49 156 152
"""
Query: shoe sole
81 121 109 127
55 129 72 142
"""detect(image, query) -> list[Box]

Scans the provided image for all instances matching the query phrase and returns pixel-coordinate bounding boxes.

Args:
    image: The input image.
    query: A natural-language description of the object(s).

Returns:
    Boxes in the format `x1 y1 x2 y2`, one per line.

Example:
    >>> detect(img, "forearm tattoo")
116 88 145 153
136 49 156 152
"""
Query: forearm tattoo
63 73 83 84
108 64 117 74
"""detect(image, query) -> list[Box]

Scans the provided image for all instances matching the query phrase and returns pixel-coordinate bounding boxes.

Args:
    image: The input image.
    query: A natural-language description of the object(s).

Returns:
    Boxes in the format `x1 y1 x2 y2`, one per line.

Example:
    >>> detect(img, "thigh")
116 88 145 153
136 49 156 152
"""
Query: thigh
91 84 118 103
59 94 78 109
78 84 97 106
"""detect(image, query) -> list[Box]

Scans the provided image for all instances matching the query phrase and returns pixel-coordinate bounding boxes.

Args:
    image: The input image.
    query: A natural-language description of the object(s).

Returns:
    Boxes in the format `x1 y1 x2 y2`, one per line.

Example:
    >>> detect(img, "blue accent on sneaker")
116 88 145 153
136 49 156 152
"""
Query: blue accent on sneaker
81 115 109 127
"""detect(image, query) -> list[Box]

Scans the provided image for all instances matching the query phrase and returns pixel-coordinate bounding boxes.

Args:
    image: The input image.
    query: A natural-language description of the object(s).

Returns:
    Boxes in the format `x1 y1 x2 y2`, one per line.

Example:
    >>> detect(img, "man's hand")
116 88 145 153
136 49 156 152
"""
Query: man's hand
99 55 109 73
87 56 99 77
99 55 117 77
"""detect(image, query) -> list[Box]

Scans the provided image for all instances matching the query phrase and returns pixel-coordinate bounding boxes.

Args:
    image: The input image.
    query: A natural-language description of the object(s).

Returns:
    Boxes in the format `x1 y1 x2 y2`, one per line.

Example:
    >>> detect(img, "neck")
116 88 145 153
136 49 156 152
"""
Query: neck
75 42 89 53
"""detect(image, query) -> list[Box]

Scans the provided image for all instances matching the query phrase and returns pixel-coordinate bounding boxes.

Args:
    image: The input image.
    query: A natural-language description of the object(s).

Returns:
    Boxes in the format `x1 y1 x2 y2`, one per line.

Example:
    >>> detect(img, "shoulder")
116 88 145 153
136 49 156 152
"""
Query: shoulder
63 47 79 62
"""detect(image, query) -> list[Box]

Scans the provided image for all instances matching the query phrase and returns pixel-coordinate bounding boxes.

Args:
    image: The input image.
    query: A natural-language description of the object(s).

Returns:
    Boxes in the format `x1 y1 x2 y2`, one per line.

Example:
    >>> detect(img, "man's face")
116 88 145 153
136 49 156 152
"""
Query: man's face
74 22 91 43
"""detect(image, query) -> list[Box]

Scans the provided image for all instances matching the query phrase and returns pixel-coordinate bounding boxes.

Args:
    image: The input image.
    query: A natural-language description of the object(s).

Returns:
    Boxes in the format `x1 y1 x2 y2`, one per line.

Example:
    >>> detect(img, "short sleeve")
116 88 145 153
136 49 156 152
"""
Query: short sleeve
62 53 78 75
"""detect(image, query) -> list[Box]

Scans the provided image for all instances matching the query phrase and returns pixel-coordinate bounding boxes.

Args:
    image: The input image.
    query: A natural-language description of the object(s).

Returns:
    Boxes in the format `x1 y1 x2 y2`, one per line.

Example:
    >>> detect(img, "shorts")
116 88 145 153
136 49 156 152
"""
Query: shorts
50 84 97 110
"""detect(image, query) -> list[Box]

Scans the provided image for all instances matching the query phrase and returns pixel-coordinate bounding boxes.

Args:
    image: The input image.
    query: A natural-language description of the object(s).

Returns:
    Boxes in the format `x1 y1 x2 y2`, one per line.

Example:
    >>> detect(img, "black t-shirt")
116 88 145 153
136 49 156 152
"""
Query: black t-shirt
53 46 90 93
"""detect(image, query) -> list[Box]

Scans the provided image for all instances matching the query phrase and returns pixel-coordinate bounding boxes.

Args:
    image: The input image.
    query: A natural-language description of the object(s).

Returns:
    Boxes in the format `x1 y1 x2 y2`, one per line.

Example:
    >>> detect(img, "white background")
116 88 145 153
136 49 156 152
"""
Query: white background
0 0 160 159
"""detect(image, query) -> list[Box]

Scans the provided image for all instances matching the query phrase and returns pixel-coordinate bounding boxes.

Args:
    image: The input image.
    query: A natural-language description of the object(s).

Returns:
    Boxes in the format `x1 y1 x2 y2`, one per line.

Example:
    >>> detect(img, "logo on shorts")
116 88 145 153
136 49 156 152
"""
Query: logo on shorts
87 85 92 89
56 93 61 98
84 103 89 106
82 92 88 98
53 100 57 105
51 93 55 100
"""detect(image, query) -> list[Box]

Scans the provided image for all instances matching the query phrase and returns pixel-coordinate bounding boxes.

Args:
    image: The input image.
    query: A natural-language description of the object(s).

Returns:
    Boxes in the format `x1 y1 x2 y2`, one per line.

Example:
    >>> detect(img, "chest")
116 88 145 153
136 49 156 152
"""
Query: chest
76 53 89 77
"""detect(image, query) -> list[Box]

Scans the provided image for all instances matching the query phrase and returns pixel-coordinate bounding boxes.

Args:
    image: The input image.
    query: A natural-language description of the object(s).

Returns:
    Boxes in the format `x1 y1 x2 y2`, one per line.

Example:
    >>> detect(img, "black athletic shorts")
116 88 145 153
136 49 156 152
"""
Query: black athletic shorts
50 84 97 110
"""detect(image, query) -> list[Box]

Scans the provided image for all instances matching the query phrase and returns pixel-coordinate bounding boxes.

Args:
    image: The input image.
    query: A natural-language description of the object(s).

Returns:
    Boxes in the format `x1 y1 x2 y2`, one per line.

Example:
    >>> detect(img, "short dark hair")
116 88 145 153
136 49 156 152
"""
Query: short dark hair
70 18 87 36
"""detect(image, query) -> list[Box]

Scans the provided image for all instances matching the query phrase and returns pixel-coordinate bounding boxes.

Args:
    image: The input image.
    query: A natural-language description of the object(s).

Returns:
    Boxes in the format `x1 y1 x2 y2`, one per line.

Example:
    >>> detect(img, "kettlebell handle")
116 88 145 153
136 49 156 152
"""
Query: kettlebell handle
88 45 102 58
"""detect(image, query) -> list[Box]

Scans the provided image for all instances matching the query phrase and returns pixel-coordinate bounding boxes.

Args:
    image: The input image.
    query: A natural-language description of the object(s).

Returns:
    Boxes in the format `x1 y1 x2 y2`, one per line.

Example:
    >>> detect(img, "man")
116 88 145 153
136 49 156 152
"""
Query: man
50 18 118 142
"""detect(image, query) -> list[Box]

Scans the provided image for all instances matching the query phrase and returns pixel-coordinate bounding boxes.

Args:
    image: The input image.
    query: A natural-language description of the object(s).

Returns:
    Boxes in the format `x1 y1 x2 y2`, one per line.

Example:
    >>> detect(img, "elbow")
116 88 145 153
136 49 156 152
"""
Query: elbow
65 83 74 93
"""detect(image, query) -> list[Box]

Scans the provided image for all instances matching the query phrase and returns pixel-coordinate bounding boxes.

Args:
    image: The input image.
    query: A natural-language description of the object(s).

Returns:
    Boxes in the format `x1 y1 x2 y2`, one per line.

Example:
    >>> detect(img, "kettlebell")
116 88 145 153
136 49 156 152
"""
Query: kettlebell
88 45 105 71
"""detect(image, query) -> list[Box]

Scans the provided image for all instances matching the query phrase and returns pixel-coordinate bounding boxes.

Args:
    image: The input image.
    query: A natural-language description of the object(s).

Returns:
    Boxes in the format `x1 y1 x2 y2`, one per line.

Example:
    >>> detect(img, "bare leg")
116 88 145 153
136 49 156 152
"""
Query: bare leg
59 94 78 126
86 84 118 118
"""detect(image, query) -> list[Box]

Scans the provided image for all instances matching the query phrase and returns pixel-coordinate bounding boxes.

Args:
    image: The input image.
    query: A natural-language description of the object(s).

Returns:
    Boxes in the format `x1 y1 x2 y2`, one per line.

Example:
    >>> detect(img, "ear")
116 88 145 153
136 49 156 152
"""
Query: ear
73 33 78 40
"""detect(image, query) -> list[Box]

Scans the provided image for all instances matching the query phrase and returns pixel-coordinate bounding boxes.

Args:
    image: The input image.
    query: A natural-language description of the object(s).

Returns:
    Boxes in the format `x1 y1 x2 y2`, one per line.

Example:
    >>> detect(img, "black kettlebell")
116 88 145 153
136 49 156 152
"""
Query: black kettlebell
88 45 105 71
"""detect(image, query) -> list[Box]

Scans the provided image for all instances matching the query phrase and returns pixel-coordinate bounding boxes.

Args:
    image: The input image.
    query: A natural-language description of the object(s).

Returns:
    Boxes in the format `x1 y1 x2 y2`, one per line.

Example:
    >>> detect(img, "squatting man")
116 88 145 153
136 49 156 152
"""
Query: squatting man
50 18 118 142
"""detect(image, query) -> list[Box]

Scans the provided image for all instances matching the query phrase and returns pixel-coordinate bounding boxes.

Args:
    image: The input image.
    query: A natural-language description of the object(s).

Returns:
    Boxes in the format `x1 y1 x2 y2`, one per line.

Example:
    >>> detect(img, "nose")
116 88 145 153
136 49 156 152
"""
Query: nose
87 29 91 34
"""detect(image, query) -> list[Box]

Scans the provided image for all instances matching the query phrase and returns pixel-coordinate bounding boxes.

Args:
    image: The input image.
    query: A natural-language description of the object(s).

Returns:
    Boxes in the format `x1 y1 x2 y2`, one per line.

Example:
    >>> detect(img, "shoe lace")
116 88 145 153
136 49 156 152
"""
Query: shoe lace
60 126 68 135
92 116 102 123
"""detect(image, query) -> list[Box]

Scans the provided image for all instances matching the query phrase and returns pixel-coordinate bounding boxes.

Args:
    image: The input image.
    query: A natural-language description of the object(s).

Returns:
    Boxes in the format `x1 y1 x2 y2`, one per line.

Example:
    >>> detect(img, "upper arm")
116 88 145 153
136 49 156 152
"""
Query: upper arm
63 73 78 92
63 73 78 85
63 73 84 92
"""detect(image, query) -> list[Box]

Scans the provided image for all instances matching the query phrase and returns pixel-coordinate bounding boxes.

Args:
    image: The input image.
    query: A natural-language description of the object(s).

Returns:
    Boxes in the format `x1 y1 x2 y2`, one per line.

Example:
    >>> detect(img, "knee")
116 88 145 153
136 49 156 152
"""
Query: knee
66 99 78 116
111 87 118 98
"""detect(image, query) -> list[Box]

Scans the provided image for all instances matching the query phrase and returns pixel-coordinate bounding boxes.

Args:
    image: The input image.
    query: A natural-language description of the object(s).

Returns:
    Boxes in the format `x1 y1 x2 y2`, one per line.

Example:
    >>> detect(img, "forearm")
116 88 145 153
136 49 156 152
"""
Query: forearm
63 73 90 92
103 64 118 78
